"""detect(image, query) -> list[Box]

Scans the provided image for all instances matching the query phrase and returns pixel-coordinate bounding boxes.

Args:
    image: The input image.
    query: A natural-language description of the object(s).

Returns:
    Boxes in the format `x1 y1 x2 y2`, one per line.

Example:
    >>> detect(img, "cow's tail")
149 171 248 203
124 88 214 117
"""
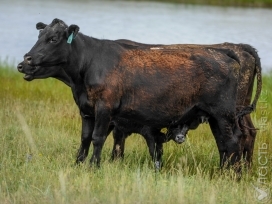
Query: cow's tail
236 44 262 118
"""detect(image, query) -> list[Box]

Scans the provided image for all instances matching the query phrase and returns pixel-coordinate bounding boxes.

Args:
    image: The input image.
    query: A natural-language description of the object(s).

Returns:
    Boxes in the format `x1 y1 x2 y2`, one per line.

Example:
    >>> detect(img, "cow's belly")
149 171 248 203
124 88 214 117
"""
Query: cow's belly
115 91 199 128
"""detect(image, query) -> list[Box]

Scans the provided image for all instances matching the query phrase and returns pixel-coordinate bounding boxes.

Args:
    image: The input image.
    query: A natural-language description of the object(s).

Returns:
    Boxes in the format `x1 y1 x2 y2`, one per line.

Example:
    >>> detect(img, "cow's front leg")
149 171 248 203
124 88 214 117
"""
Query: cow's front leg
76 115 95 164
90 103 111 167
208 117 227 168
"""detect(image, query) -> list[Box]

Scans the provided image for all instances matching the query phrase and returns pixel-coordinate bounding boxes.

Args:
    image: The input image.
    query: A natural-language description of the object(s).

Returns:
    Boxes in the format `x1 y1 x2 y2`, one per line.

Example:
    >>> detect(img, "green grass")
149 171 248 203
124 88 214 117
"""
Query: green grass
0 63 271 203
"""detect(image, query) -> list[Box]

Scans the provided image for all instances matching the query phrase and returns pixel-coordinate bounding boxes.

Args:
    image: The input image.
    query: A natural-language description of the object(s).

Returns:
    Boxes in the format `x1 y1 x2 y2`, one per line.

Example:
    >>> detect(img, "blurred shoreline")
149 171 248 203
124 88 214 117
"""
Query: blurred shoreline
129 0 272 8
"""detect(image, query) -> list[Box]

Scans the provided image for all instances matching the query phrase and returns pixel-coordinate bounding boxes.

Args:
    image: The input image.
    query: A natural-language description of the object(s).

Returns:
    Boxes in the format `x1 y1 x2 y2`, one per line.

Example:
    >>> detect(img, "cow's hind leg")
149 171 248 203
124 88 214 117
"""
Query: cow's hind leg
241 114 257 167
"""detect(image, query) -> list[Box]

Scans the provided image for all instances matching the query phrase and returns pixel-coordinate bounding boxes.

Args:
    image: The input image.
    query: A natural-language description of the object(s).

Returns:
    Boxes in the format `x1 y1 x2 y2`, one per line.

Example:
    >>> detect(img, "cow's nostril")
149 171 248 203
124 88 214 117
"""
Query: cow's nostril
24 54 32 64
17 64 23 72
26 56 32 61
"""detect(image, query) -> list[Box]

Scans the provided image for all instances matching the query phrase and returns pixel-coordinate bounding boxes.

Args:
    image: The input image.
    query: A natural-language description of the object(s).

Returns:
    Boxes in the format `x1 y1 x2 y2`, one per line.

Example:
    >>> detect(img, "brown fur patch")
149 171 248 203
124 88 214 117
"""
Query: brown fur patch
155 43 257 107
100 48 233 120
118 49 194 72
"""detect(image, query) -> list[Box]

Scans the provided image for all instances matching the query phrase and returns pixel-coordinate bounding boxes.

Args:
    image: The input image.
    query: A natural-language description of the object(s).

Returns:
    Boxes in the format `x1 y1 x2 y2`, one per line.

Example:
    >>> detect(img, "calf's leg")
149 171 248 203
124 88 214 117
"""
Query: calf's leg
141 128 165 171
111 127 127 160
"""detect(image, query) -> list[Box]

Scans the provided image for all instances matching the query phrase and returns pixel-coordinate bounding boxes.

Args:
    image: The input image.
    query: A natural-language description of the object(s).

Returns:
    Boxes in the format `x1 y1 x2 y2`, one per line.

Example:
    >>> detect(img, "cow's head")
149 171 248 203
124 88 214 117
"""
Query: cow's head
18 18 79 81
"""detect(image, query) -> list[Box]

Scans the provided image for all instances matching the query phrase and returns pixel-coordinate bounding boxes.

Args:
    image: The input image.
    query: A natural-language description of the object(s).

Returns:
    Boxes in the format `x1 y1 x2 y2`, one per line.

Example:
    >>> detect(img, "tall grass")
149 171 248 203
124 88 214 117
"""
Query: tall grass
0 64 271 203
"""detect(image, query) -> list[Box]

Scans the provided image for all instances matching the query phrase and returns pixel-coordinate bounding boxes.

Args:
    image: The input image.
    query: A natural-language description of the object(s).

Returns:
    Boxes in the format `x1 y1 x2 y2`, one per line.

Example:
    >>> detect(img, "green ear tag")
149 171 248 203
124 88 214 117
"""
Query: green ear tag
67 33 74 44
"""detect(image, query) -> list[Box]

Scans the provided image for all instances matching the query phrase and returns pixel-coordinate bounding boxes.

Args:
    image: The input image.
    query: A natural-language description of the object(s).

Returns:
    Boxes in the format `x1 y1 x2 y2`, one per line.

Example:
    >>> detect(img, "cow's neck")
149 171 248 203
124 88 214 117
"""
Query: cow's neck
65 34 120 85
53 69 72 87
63 33 97 84
54 76 71 87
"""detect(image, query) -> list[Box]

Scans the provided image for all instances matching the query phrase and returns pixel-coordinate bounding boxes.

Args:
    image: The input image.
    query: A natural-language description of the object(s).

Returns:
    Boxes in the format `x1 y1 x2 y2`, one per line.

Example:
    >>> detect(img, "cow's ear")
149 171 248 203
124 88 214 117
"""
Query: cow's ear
36 22 47 30
67 24 79 39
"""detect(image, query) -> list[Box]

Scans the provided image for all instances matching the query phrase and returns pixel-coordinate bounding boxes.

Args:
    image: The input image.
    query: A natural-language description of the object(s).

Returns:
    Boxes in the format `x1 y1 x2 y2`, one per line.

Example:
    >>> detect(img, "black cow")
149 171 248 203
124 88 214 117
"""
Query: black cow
20 18 251 171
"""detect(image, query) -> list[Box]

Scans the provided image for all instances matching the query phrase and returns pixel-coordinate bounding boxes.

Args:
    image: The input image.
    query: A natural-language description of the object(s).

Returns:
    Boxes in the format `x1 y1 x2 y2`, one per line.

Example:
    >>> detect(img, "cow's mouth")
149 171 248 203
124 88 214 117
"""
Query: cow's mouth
23 74 34 81
22 65 41 81
21 61 65 81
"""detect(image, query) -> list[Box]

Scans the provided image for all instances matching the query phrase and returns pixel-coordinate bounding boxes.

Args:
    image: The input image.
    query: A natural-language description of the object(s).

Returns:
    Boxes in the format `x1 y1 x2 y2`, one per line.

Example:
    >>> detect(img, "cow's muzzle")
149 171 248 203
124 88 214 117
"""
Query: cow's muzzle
17 63 24 73
17 62 38 81
175 133 186 144
172 124 189 144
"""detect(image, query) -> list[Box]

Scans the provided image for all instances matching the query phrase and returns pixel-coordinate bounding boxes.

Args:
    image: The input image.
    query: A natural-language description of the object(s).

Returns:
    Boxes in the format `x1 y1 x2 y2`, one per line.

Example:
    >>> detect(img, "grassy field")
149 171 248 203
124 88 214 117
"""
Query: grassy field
0 62 271 203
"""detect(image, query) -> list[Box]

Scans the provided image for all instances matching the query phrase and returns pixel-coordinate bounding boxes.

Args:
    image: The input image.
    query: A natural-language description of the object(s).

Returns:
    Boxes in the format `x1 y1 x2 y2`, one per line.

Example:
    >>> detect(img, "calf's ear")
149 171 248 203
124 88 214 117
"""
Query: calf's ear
36 22 47 30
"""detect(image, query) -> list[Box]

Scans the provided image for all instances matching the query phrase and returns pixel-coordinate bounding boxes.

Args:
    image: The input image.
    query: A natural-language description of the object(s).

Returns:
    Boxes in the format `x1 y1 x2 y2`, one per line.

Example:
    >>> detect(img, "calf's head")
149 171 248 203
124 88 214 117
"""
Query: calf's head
18 18 79 81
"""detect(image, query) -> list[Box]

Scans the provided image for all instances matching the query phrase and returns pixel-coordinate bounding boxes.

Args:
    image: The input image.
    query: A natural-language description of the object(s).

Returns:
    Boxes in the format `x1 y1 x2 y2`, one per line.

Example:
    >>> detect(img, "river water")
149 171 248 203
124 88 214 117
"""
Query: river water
1 0 271 72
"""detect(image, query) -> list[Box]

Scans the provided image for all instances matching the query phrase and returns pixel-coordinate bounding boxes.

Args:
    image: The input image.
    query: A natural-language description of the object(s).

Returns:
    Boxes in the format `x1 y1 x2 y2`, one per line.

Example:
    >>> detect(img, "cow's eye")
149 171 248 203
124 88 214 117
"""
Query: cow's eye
49 37 57 43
